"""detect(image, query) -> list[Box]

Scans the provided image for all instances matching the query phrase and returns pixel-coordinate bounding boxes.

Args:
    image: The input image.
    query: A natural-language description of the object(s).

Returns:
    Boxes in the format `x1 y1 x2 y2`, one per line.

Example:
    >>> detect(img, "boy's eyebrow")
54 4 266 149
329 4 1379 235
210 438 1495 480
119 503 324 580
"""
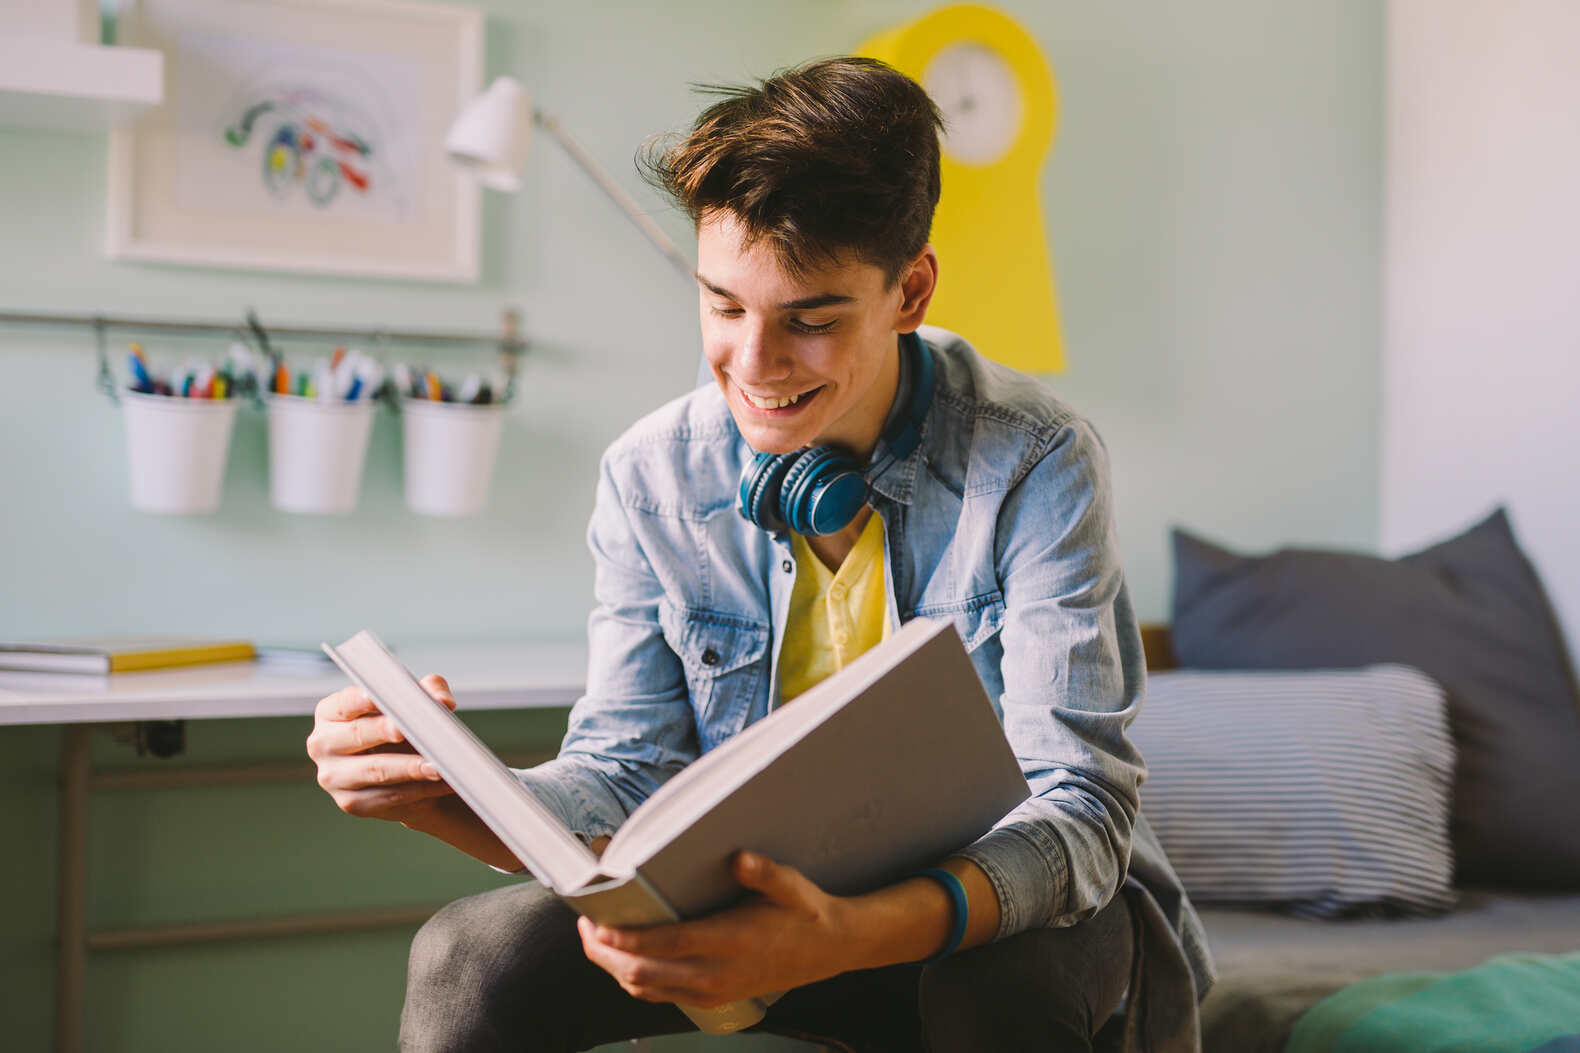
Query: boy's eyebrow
695 274 857 311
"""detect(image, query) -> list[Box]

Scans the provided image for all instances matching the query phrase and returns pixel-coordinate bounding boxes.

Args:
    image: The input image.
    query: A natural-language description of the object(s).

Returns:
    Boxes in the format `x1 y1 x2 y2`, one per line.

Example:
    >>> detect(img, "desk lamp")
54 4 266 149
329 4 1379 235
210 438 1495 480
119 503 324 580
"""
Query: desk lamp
445 76 694 282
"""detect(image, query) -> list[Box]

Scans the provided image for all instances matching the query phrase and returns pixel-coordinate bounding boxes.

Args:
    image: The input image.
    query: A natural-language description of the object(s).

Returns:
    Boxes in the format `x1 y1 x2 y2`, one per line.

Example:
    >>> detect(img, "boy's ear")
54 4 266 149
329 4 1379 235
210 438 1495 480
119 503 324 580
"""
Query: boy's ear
895 245 939 332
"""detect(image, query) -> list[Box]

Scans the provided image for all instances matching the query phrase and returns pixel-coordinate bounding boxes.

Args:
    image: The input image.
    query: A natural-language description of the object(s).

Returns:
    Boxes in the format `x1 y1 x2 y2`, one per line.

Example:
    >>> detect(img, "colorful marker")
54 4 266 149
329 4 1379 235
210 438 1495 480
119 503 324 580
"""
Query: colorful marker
314 361 335 403
128 353 154 393
226 343 259 398
355 358 383 401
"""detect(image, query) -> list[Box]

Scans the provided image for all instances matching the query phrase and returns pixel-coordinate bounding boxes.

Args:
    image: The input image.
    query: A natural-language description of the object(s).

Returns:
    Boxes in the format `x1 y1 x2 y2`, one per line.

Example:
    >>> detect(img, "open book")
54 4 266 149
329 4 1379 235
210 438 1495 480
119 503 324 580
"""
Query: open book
323 617 1029 1035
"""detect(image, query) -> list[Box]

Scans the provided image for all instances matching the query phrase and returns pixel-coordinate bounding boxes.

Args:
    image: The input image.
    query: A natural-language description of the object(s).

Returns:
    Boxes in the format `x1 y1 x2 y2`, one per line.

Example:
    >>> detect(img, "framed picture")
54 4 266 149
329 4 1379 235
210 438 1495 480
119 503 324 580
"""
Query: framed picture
107 0 482 282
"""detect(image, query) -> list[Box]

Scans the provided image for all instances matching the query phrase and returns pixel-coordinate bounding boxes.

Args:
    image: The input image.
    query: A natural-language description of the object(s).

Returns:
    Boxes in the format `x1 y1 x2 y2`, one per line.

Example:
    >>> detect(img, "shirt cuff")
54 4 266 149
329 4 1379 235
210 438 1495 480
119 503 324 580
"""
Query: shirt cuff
509 755 627 843
955 822 1070 940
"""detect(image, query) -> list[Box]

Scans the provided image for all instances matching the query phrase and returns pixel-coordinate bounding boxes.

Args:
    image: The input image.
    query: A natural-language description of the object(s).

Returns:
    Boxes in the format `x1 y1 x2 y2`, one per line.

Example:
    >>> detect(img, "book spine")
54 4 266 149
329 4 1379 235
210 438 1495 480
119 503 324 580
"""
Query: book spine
109 643 256 672
563 875 769 1035
0 653 107 674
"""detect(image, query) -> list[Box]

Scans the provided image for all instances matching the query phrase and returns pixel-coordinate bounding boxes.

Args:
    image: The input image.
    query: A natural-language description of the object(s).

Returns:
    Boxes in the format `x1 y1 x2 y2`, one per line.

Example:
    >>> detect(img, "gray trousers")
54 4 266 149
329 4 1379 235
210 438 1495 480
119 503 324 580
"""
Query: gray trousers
400 881 1134 1053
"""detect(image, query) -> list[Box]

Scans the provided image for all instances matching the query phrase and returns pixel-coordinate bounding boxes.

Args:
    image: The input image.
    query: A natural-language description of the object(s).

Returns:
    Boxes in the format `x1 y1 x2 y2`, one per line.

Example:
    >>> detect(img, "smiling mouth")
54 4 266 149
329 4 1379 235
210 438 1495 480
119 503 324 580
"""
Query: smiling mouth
740 386 822 411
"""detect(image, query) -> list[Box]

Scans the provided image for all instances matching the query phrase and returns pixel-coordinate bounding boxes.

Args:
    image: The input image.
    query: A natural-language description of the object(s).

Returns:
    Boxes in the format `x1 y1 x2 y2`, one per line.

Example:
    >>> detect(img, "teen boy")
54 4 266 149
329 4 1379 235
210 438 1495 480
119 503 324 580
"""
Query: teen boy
308 57 1212 1052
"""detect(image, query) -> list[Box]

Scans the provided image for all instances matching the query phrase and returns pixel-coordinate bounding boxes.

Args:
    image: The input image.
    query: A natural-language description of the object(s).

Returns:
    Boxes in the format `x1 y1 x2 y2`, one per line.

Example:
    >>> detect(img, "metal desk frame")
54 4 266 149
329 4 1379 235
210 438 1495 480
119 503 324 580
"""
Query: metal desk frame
0 641 585 1053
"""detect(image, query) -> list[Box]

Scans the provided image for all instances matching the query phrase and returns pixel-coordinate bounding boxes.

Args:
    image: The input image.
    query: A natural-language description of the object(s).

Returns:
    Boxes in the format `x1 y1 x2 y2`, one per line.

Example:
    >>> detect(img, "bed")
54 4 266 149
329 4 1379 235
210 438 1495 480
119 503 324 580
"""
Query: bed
1197 891 1580 1051
1134 507 1580 1050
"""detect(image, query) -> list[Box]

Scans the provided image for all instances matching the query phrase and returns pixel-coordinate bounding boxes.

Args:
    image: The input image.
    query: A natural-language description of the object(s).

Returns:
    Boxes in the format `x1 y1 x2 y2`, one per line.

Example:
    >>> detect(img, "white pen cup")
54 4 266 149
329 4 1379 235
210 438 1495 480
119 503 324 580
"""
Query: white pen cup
122 390 240 514
266 394 376 514
400 397 507 517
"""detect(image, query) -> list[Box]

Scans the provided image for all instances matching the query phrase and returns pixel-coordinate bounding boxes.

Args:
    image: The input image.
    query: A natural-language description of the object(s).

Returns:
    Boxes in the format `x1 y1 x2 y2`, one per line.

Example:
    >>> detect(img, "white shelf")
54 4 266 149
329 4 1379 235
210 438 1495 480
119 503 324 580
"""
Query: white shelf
0 640 587 725
0 38 162 132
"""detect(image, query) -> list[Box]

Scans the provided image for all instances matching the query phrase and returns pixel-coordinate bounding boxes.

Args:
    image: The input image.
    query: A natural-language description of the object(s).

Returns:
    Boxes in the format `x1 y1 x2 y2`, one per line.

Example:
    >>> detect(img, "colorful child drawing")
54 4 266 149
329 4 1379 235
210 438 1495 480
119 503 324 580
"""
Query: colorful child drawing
224 91 376 208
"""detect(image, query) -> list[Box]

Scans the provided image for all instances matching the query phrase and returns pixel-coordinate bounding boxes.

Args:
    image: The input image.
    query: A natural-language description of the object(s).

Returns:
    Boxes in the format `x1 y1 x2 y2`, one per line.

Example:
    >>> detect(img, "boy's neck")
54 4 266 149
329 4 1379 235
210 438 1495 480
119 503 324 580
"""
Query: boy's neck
826 336 903 464
803 506 875 574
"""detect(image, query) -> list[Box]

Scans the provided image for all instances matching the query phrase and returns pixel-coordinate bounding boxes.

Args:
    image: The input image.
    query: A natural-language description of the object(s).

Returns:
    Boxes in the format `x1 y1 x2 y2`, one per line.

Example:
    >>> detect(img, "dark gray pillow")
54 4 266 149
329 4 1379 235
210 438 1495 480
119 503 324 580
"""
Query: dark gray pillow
1170 507 1580 888
1132 665 1456 917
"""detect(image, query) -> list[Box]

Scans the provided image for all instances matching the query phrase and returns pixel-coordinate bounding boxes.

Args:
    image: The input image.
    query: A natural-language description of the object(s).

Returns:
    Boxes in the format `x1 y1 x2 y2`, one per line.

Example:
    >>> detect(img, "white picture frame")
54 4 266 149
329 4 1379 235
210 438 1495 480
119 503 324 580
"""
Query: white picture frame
107 0 481 282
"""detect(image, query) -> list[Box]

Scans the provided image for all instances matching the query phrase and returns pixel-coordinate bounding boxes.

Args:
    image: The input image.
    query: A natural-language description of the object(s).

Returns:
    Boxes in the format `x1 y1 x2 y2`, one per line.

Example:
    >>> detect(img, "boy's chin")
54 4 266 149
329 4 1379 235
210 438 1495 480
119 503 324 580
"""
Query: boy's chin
731 417 814 456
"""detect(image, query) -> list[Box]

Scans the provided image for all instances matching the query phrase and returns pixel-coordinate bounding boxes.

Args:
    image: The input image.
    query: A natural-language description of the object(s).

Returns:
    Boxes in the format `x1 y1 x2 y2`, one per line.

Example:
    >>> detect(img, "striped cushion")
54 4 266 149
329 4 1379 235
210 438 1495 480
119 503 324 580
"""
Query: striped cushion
1131 665 1457 918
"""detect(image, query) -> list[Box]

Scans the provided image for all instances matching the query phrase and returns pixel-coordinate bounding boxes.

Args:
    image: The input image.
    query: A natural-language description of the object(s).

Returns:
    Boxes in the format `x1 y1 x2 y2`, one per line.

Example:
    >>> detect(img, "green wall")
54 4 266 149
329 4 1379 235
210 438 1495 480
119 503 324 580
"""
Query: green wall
0 2 1382 1049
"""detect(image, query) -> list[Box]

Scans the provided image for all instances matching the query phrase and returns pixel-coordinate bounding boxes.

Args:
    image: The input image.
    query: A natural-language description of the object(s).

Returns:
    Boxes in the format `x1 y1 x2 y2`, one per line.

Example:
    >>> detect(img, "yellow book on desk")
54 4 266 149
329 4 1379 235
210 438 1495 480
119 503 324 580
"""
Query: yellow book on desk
0 638 256 674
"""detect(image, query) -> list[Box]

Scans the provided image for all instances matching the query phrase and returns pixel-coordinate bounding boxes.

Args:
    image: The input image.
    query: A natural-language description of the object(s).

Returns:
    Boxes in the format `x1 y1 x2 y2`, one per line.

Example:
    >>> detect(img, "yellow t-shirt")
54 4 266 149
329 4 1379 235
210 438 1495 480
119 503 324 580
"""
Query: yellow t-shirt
779 511 891 704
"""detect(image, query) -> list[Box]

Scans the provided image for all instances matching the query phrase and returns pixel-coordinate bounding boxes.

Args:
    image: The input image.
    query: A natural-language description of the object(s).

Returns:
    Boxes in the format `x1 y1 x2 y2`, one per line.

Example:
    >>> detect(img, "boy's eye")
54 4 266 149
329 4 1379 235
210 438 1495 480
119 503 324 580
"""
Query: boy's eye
707 304 835 335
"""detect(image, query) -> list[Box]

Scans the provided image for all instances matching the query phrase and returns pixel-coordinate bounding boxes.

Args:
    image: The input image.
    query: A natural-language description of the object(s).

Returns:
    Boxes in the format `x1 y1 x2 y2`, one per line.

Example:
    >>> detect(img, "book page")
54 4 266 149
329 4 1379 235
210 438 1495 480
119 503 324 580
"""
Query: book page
604 617 1029 919
600 618 948 873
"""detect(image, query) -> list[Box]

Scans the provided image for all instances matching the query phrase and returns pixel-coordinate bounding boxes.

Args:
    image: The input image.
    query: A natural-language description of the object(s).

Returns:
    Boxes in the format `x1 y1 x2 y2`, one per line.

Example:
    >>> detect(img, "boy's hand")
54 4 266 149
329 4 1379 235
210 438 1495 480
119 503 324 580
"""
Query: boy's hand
306 673 458 822
577 851 861 1008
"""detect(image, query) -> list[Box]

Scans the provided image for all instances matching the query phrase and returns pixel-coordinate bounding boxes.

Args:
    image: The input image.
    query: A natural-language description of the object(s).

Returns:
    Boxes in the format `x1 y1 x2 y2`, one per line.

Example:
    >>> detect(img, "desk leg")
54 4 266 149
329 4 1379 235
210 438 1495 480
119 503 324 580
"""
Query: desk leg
56 724 90 1053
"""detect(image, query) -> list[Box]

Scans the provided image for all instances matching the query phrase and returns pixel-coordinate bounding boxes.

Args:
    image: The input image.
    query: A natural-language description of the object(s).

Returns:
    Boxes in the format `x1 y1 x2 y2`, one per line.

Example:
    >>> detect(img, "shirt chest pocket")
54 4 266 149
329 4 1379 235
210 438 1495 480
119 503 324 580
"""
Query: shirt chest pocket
911 592 1005 653
660 605 770 752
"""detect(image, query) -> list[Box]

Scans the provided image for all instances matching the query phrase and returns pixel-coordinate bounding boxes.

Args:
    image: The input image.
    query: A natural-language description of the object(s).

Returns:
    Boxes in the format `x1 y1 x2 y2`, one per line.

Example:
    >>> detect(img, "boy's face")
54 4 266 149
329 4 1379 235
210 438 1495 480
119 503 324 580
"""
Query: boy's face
696 211 926 459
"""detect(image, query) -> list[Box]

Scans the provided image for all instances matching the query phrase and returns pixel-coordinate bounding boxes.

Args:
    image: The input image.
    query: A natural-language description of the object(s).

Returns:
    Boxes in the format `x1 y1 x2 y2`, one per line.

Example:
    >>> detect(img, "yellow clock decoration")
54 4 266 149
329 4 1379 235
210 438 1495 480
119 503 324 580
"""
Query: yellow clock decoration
861 4 1065 373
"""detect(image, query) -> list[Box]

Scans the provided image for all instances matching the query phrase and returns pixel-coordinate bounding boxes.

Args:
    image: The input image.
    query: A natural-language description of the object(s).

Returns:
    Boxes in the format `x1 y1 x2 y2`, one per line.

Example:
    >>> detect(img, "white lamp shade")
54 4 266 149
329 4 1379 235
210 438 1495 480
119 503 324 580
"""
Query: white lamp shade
446 76 532 192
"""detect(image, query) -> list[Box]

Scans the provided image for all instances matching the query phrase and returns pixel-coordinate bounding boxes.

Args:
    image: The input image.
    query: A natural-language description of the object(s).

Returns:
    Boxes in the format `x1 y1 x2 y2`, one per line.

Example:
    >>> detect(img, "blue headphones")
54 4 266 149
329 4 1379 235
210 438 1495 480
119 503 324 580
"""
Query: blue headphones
737 331 935 537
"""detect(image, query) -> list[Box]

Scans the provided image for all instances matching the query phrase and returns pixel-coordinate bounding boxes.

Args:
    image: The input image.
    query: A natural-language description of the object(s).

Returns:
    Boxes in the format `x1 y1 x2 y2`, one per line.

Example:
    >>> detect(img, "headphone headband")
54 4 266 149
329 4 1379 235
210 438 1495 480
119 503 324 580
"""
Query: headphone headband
880 330 935 464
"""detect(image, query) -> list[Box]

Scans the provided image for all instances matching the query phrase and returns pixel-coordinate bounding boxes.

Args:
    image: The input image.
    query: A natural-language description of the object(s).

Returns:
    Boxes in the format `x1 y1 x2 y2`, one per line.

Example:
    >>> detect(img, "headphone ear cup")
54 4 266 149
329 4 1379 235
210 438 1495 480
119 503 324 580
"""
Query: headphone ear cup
775 448 828 534
738 451 796 532
779 446 867 536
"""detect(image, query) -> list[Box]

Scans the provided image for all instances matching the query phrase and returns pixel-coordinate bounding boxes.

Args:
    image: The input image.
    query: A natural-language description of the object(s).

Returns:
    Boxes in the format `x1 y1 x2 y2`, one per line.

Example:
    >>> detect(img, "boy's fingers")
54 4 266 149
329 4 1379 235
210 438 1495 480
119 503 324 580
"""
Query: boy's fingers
339 779 455 817
324 753 440 789
419 673 458 709
318 686 380 722
315 714 403 757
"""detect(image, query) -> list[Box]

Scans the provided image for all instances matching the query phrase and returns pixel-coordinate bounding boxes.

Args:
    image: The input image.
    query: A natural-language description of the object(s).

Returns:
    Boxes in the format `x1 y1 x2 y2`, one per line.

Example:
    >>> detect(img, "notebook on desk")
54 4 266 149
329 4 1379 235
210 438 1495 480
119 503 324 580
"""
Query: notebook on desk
0 638 255 674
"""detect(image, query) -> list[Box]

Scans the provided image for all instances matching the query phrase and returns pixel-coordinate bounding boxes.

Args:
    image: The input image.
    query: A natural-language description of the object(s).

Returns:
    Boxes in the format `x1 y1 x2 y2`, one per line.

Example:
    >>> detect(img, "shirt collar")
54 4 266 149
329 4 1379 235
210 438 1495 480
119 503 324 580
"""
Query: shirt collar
865 411 929 505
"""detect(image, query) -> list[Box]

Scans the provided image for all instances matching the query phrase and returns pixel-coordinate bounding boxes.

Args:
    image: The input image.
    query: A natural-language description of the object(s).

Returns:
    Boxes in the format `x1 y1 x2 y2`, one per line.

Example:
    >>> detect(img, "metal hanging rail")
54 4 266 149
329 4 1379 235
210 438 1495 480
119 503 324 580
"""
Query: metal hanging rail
0 307 525 351
0 307 527 406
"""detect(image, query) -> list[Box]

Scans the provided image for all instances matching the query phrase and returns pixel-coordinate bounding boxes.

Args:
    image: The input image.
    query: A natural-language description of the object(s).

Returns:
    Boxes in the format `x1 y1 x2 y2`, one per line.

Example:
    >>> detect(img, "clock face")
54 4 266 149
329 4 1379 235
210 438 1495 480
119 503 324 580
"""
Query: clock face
922 42 1024 165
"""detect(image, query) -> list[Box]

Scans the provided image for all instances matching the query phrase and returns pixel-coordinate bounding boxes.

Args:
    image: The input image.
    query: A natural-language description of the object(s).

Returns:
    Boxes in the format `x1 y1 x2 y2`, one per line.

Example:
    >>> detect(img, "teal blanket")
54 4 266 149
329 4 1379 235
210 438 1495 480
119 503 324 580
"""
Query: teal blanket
1285 951 1580 1053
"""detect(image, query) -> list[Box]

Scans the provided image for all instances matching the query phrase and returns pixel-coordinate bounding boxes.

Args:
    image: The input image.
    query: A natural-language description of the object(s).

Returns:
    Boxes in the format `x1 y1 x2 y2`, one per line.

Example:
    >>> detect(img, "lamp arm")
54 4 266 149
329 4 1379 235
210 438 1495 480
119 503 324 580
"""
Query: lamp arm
532 110 696 284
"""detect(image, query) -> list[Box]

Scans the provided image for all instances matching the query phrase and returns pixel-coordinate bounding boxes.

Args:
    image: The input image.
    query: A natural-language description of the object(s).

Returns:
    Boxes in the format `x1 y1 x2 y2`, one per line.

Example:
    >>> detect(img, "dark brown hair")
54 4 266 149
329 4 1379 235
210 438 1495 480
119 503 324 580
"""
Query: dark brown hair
640 56 942 286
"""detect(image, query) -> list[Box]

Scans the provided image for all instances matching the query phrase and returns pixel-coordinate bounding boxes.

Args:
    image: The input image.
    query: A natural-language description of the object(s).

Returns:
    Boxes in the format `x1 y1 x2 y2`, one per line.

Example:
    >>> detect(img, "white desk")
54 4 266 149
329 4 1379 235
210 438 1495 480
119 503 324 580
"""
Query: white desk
0 640 589 725
1 640 588 1053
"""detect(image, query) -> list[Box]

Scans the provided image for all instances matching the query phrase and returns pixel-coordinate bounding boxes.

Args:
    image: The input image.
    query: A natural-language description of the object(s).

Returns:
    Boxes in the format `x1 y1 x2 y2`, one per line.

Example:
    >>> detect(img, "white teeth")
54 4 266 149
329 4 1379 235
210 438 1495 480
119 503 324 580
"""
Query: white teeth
745 390 804 409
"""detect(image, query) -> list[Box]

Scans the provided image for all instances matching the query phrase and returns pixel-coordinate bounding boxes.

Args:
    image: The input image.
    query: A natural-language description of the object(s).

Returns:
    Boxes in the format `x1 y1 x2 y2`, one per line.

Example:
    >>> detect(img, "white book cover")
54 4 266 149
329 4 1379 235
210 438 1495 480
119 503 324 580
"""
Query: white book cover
323 616 1029 1033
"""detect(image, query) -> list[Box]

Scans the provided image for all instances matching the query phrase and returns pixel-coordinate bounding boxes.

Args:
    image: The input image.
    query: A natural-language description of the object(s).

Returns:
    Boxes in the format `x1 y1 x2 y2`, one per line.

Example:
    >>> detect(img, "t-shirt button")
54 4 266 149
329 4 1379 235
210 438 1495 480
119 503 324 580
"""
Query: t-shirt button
834 630 850 646
781 559 794 574
829 584 847 600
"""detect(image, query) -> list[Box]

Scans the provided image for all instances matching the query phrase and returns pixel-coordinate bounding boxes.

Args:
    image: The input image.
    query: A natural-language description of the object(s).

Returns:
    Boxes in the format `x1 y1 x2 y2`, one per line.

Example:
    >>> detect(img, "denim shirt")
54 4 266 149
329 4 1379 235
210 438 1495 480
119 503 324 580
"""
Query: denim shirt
515 326 1214 1015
